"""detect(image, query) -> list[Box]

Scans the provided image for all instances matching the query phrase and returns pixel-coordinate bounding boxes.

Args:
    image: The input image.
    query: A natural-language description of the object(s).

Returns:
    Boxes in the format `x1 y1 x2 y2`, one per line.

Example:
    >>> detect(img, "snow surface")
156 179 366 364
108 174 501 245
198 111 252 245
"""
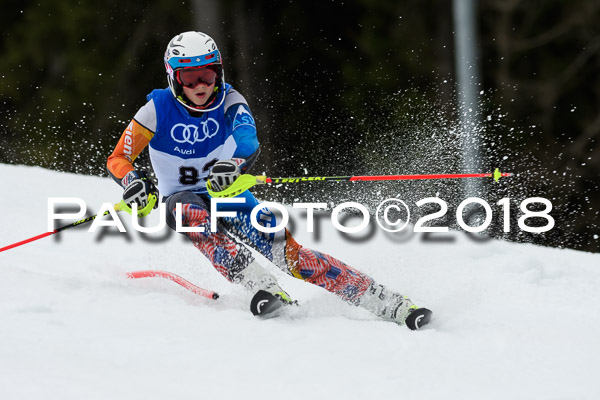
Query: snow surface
1 163 599 400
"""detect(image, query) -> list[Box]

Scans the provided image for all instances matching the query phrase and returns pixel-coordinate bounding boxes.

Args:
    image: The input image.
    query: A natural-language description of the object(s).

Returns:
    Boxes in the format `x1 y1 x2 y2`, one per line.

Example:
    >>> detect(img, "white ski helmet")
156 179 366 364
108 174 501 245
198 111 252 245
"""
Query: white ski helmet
164 31 225 112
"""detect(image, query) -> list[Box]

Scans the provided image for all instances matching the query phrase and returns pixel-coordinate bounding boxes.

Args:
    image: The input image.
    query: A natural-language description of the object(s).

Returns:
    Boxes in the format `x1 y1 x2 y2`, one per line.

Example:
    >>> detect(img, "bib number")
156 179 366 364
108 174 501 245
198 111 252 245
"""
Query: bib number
178 158 219 186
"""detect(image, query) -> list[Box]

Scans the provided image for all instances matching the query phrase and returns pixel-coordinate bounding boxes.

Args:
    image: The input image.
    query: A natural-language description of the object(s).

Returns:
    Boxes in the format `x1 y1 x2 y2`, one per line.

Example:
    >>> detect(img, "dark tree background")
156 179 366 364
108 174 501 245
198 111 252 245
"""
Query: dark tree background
1 0 598 252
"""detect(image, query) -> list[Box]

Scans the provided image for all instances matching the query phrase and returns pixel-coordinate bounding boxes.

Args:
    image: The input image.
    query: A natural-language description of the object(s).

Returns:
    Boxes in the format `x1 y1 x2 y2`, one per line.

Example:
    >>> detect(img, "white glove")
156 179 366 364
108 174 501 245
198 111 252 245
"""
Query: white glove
208 158 247 192
121 170 159 208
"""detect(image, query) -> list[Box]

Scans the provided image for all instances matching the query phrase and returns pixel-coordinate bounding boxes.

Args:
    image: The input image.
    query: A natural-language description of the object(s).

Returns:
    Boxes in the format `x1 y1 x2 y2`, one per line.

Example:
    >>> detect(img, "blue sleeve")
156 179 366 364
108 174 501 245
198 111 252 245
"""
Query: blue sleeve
225 103 259 158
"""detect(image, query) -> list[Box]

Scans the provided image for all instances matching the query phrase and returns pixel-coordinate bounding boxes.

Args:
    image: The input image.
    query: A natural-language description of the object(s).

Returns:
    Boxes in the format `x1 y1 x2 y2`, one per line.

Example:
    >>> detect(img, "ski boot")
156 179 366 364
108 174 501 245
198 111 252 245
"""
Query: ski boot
236 261 297 317
359 282 432 330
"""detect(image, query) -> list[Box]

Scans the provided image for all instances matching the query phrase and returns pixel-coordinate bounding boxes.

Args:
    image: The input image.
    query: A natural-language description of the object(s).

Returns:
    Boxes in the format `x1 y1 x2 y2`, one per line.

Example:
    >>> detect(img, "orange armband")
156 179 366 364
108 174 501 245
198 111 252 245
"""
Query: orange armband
107 119 154 180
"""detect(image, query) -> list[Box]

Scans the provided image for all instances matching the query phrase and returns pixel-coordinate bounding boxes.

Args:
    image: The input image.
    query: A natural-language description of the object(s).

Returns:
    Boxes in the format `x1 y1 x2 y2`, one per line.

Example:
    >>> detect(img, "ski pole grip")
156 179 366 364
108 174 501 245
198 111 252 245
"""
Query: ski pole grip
116 193 158 217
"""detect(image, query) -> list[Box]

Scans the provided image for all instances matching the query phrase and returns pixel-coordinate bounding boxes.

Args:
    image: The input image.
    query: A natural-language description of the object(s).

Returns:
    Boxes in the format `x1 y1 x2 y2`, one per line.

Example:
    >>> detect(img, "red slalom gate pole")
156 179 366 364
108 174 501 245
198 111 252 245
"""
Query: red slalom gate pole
126 270 219 300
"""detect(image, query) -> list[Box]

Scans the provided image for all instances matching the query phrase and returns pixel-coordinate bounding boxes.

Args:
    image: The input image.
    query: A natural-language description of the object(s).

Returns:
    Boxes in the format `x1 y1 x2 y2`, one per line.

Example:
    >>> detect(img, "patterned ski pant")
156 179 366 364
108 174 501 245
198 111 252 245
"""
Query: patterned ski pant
165 190 373 303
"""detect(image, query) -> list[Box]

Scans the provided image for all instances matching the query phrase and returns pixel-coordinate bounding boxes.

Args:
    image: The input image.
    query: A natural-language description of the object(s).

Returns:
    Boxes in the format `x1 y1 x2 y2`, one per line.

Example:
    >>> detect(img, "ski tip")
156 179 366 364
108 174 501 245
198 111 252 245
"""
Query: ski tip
212 292 220 300
405 308 433 330
250 290 283 317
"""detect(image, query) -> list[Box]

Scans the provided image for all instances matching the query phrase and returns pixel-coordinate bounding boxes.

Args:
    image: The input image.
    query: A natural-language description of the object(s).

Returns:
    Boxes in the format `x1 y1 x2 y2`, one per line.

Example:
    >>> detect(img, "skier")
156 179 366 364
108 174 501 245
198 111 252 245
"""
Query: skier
106 31 431 329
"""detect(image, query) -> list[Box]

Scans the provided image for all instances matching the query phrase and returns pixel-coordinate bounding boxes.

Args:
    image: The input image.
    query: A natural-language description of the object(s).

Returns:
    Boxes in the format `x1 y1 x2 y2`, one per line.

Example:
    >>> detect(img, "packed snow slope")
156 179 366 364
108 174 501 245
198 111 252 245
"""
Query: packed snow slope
1 163 599 400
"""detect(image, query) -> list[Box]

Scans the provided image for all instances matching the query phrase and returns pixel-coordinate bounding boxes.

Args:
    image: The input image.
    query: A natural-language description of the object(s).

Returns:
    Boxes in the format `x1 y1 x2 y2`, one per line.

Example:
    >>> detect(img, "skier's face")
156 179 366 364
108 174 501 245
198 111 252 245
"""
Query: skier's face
182 81 216 106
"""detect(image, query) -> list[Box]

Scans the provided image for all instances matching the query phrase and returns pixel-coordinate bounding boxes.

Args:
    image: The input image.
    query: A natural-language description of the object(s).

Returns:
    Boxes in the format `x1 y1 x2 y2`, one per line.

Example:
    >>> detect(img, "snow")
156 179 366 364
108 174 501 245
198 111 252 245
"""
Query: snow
1 163 599 399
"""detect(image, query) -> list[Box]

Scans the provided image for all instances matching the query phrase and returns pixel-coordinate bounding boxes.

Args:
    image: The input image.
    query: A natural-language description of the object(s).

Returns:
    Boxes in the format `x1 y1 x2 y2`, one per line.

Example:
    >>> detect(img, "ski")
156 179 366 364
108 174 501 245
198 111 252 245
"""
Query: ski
249 290 284 317
126 271 432 329
405 308 433 330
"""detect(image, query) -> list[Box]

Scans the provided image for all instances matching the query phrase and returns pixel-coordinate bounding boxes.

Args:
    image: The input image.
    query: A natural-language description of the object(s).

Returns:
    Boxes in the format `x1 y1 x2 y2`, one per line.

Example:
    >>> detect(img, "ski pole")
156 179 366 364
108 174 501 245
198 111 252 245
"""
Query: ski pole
207 168 512 198
0 194 158 253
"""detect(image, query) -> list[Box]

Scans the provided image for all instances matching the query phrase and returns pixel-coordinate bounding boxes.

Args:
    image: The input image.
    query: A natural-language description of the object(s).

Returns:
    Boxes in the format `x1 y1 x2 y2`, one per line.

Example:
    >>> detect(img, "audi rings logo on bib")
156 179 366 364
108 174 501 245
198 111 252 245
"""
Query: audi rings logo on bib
170 119 219 145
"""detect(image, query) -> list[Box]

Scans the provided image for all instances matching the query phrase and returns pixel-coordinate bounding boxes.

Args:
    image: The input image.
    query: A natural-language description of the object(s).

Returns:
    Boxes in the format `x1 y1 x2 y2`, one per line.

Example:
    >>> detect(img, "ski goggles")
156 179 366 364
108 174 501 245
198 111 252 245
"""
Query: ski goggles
177 66 218 88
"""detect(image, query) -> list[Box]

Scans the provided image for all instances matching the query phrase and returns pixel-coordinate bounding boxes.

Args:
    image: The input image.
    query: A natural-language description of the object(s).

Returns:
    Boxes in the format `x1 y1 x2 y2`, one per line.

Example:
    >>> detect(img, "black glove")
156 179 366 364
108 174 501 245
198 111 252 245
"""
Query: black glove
208 158 247 192
121 170 159 208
